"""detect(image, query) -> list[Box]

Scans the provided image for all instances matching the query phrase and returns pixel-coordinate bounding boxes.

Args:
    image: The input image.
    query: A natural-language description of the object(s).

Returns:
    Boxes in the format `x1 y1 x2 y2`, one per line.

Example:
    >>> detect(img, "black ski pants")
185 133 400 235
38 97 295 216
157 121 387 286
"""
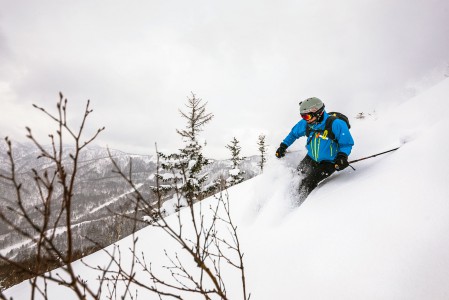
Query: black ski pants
296 155 336 205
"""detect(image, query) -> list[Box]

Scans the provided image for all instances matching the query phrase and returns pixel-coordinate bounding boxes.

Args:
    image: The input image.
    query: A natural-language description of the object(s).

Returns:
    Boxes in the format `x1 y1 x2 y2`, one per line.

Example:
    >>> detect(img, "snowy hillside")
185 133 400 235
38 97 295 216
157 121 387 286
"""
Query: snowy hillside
5 78 449 299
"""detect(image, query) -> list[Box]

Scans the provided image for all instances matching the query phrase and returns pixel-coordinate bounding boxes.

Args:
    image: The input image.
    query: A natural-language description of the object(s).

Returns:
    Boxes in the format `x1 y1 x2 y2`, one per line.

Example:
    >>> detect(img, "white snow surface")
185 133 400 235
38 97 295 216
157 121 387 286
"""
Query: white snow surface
5 79 449 299
229 168 241 176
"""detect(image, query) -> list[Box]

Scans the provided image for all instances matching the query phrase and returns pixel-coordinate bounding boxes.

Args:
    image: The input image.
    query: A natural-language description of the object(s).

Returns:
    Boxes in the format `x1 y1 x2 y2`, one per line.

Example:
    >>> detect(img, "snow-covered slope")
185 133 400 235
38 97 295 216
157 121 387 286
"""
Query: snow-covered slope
5 78 449 299
235 79 449 299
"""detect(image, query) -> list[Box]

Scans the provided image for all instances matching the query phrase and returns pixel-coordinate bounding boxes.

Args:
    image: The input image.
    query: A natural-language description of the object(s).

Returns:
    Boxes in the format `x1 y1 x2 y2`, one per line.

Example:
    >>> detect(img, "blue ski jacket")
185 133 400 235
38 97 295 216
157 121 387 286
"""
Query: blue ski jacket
282 111 354 163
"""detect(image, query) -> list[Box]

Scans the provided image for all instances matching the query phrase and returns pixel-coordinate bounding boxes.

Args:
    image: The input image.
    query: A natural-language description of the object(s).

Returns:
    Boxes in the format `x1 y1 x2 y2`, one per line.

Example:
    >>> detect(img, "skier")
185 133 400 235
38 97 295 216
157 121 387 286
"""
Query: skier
275 97 354 205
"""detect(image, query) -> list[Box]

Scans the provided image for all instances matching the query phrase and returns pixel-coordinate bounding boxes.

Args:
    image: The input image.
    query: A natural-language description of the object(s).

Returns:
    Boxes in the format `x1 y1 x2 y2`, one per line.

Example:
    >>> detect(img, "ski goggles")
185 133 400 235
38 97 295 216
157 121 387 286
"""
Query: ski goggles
301 113 314 121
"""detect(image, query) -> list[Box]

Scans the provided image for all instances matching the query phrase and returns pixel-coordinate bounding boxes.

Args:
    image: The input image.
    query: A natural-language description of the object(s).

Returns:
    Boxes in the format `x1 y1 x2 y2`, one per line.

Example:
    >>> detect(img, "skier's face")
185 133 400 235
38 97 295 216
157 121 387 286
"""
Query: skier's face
301 113 317 124
306 116 317 124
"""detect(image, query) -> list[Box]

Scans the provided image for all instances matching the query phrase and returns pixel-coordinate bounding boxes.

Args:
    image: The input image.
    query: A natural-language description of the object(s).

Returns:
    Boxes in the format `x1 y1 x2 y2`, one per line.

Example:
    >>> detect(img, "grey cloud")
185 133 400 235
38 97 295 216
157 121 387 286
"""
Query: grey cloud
1 0 448 157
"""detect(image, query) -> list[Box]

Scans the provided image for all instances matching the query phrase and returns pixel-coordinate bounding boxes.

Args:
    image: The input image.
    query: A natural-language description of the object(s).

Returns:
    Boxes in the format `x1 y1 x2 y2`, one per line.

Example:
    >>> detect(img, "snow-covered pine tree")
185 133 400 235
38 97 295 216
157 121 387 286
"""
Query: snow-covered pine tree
257 134 267 172
156 93 217 208
225 137 245 187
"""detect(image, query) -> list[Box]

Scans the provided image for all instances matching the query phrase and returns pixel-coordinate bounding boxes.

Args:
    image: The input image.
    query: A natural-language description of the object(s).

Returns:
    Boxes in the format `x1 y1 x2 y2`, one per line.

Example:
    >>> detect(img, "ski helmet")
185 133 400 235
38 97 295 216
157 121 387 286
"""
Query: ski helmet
299 97 324 114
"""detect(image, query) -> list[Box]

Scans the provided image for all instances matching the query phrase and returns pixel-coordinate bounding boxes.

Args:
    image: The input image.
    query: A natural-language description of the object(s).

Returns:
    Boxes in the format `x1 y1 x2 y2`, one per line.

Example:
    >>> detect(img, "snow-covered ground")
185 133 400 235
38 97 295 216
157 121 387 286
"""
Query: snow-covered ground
5 78 449 299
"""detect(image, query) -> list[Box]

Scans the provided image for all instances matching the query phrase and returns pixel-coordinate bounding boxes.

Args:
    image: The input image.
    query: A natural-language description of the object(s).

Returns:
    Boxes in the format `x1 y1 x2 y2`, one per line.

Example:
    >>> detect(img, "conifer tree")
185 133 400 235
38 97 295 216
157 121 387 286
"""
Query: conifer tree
225 137 245 187
157 93 217 206
257 134 267 172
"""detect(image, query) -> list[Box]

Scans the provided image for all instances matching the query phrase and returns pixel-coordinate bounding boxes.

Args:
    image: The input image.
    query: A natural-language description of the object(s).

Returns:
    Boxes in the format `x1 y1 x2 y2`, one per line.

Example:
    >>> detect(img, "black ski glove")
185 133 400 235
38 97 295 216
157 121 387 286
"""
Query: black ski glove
334 152 349 171
275 143 288 158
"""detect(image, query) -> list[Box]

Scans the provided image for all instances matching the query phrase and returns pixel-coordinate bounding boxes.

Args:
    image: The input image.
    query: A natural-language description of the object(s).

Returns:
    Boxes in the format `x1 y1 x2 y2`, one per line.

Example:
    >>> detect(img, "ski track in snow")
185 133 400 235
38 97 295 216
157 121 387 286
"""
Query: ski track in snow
89 183 144 214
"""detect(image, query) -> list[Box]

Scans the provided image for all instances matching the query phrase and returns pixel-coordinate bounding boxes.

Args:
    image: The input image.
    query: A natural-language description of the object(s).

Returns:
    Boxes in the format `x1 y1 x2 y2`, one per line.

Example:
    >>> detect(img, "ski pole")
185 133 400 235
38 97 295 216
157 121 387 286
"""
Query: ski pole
349 147 400 164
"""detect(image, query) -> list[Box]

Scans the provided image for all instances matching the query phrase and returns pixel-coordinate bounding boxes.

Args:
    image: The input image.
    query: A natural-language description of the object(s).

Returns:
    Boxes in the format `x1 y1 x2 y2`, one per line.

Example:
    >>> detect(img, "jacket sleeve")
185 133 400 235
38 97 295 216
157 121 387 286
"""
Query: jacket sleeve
331 119 354 156
282 120 307 147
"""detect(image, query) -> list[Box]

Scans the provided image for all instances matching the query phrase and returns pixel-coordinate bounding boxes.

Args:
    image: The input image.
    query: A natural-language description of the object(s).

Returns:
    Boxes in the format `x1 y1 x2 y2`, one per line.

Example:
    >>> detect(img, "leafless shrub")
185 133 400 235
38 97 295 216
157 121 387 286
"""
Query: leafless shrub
0 93 250 300
0 93 105 298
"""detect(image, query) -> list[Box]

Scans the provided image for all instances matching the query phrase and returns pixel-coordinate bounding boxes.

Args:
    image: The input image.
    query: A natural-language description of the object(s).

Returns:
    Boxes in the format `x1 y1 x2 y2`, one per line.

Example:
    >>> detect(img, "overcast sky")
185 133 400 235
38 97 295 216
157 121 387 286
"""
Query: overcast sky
1 0 448 159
